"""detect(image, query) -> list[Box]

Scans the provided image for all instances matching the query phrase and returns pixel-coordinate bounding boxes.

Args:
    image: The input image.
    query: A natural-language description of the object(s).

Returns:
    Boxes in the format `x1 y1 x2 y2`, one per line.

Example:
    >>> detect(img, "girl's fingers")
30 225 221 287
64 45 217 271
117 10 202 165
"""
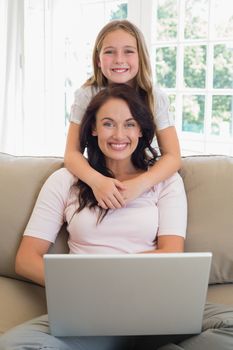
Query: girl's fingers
113 191 125 207
101 198 116 209
109 194 124 209
94 178 126 209
97 200 108 210
98 194 125 209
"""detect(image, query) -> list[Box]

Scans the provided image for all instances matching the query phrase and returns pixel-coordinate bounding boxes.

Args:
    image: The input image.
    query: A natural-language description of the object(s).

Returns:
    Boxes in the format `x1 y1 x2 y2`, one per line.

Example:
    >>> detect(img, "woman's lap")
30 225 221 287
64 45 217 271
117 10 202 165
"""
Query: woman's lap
0 314 127 350
157 303 233 350
1 303 233 350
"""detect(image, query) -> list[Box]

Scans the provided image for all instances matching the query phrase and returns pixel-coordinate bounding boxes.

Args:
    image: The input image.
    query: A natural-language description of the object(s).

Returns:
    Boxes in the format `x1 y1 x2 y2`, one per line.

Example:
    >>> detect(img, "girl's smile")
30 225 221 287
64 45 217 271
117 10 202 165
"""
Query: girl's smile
111 66 130 74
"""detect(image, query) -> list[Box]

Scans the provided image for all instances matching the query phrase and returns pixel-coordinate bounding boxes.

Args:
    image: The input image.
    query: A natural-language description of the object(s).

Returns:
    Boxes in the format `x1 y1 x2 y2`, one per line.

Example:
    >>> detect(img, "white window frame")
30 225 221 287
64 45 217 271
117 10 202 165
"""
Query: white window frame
141 0 233 156
4 0 232 156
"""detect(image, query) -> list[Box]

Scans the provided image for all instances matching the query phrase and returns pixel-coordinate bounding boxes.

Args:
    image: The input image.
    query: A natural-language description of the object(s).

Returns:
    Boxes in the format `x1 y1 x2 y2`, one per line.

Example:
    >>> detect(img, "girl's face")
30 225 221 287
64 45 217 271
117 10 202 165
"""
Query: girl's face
92 97 142 167
98 29 139 86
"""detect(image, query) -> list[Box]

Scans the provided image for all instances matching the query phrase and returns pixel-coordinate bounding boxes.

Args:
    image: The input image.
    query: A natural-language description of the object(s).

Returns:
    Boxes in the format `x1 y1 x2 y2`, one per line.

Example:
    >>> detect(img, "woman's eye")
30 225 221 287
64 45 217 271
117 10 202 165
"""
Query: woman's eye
103 122 114 127
126 122 136 128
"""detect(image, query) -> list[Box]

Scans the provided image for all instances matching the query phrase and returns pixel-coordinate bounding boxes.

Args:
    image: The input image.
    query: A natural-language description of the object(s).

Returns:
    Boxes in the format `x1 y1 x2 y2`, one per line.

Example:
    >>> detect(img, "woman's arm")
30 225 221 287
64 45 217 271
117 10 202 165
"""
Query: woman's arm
15 236 52 286
64 122 126 209
141 171 187 254
142 235 184 254
15 169 74 286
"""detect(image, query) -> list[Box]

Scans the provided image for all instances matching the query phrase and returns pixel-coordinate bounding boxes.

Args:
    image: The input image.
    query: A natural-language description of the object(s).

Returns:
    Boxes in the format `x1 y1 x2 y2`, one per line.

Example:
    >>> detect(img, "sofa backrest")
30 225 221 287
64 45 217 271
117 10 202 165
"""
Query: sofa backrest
180 155 233 284
0 153 68 282
0 152 232 285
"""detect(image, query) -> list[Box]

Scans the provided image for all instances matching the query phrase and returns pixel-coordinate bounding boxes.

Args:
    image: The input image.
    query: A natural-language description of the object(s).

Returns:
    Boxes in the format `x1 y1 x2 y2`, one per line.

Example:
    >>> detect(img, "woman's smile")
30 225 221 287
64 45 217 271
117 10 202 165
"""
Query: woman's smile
108 142 129 151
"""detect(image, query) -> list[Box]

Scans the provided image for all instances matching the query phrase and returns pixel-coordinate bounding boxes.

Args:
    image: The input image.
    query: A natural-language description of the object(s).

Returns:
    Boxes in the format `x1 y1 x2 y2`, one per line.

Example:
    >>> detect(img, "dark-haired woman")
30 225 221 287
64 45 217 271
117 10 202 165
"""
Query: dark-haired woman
1 84 232 350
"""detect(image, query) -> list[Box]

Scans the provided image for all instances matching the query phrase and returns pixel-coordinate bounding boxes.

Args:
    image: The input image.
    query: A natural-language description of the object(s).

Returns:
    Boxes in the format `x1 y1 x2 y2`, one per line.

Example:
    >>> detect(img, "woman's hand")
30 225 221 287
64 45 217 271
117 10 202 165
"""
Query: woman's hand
91 175 126 209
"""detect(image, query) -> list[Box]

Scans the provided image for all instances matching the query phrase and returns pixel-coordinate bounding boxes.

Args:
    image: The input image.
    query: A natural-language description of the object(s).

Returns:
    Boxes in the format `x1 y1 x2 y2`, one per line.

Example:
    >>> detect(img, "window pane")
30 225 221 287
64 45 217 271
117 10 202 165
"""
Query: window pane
182 95 205 133
64 0 128 124
78 0 127 77
184 0 208 39
155 47 177 88
108 1 127 19
184 45 207 88
156 0 178 40
213 44 233 89
213 0 233 38
212 96 233 137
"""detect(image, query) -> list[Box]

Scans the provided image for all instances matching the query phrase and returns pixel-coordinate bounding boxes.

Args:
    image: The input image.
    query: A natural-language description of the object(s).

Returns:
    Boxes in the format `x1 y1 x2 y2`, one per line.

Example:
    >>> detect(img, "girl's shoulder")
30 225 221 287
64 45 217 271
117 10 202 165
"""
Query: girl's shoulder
153 86 169 105
74 85 103 100
152 86 175 127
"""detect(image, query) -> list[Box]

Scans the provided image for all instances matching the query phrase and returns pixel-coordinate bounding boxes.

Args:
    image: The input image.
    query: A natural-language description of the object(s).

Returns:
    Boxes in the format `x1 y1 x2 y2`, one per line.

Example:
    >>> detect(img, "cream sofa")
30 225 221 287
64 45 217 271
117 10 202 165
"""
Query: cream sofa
0 152 233 335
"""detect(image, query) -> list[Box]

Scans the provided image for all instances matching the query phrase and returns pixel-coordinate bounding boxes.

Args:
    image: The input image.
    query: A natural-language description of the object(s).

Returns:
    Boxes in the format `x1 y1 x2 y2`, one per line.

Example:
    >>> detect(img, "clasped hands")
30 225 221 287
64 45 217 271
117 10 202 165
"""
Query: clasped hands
91 175 143 210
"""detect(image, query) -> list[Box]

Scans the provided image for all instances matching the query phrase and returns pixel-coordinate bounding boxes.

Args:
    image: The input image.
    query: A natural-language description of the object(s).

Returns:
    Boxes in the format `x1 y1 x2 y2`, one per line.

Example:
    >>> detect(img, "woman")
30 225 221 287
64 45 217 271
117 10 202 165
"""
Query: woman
0 84 232 350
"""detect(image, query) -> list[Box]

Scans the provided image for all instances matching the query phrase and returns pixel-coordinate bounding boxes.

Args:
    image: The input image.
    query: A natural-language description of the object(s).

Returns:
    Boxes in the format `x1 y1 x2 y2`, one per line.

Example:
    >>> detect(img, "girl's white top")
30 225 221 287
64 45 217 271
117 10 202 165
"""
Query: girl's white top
70 86 174 130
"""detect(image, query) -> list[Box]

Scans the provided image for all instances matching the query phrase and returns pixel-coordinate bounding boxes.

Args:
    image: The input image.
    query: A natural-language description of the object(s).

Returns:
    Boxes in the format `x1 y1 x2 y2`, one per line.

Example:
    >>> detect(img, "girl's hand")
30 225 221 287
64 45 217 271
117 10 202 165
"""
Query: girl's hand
121 176 146 203
91 175 126 209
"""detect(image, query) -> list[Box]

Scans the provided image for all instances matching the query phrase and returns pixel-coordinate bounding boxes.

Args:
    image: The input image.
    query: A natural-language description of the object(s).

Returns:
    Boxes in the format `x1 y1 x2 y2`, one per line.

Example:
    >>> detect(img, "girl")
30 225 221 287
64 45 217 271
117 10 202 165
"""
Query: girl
65 19 181 210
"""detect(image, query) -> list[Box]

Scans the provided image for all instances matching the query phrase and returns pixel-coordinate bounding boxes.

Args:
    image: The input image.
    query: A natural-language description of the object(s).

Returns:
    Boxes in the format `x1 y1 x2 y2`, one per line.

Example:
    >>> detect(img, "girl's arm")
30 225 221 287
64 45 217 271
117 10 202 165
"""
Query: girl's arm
64 122 126 209
121 126 181 202
15 236 52 286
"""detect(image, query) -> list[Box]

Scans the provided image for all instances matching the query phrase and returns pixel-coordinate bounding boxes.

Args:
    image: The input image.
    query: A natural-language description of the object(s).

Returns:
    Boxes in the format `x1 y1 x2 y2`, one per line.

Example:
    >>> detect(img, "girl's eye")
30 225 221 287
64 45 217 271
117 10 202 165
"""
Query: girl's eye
125 50 135 54
104 50 114 55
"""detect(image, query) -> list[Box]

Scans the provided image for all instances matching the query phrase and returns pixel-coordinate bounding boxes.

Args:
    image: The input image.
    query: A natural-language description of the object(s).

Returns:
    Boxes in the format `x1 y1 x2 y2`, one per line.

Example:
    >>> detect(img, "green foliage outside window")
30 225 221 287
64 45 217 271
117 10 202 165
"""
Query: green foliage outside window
156 0 233 136
156 47 176 88
213 45 233 89
184 46 206 88
111 3 127 19
182 95 205 133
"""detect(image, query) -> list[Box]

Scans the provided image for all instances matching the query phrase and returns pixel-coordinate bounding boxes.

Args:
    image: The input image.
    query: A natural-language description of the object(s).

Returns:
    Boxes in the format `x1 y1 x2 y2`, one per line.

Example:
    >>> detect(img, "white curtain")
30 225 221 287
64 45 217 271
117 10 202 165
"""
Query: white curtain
0 0 24 154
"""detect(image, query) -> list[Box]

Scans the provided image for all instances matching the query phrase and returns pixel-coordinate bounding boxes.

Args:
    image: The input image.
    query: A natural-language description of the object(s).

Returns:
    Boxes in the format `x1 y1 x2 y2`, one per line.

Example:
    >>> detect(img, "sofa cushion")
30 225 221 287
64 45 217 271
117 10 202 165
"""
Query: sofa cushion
0 153 65 281
1 153 232 286
207 284 233 305
0 276 46 334
180 155 233 284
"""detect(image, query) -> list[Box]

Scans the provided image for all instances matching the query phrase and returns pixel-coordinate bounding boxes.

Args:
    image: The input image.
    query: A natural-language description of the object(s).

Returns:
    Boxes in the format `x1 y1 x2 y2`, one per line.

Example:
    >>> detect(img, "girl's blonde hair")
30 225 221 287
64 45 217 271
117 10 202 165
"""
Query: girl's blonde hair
84 20 155 117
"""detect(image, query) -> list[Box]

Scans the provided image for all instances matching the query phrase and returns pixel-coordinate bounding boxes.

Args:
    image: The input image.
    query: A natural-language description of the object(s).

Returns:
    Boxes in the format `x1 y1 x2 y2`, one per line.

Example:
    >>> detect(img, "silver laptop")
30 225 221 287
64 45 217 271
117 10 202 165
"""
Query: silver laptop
44 252 212 337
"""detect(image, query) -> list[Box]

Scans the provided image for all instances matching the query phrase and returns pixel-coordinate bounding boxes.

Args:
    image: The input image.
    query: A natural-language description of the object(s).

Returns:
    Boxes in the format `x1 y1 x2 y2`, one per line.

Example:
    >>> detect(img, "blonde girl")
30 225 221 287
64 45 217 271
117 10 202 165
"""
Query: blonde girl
65 19 181 209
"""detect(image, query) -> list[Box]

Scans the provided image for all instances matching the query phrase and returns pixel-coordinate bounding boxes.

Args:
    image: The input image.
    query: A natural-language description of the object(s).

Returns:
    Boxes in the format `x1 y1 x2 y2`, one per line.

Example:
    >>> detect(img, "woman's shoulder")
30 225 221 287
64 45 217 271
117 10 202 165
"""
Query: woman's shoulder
154 172 185 195
43 168 77 192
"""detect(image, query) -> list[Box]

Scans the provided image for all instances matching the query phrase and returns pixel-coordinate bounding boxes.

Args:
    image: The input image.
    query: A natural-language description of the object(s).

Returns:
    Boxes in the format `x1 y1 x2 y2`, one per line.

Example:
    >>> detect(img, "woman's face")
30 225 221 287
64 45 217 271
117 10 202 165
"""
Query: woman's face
92 97 142 165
